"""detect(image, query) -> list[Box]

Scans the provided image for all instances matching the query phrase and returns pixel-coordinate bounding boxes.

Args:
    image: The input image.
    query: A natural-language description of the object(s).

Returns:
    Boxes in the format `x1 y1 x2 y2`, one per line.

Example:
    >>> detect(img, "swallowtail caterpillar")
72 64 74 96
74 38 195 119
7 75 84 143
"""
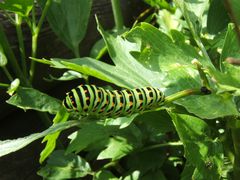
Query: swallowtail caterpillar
63 84 165 117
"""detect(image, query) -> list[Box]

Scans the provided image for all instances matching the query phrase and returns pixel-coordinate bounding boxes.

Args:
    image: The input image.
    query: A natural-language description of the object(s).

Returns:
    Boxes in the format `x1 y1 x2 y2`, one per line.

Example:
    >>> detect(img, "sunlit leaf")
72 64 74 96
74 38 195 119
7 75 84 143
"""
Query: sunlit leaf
6 87 62 114
40 109 69 163
38 150 91 179
0 120 81 157
170 113 224 179
0 0 33 16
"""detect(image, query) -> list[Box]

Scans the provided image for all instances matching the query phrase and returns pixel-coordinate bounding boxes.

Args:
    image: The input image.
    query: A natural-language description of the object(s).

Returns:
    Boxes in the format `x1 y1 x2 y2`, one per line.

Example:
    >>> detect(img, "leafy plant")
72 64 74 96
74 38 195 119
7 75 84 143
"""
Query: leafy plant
0 0 240 179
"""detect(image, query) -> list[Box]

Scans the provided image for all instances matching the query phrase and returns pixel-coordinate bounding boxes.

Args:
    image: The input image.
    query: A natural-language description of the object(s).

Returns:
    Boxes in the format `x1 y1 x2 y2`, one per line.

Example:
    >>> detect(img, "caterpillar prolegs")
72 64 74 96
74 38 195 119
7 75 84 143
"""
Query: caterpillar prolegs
63 85 165 117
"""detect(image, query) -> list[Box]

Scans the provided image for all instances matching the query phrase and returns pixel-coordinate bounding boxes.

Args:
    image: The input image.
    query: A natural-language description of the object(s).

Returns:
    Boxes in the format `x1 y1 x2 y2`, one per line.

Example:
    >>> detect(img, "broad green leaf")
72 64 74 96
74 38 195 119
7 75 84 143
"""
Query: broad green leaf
211 62 240 93
7 78 20 96
170 113 224 179
181 161 195 180
6 87 62 114
122 171 140 180
38 150 91 179
0 120 81 157
207 0 229 34
0 44 7 66
220 24 240 69
40 109 69 163
43 0 92 54
177 93 239 119
104 114 139 129
0 0 33 16
135 111 174 141
94 170 118 180
230 0 240 25
97 136 134 161
126 149 166 175
67 121 142 155
66 122 109 154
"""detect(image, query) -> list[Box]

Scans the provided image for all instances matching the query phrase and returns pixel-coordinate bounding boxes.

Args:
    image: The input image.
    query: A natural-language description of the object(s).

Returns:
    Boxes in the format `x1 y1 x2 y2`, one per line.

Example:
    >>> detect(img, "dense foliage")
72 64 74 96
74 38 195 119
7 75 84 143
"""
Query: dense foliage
0 0 240 179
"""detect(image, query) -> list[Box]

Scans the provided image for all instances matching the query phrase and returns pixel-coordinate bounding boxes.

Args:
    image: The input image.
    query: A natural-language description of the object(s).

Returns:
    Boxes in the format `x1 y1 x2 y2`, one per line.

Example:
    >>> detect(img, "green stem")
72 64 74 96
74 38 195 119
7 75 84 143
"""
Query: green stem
111 0 124 30
2 66 13 81
0 23 29 86
141 141 183 152
192 59 211 89
29 0 52 82
73 45 80 58
15 14 27 77
0 82 9 88
231 125 240 178
164 89 203 104
29 34 38 82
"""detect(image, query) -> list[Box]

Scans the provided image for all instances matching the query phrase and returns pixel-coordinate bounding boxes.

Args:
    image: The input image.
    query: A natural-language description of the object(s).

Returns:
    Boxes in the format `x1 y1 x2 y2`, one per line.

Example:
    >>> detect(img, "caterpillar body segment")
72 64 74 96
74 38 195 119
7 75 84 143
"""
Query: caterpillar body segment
63 84 165 117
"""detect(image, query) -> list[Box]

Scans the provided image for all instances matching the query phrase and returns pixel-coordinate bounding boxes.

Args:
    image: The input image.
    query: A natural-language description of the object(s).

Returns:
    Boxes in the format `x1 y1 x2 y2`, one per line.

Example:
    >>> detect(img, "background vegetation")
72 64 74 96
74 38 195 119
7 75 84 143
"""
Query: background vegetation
0 0 240 179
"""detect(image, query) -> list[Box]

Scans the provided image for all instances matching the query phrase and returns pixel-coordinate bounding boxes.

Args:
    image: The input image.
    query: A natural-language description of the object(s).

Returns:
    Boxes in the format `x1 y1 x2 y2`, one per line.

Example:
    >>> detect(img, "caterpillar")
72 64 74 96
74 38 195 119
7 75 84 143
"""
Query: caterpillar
63 84 165 117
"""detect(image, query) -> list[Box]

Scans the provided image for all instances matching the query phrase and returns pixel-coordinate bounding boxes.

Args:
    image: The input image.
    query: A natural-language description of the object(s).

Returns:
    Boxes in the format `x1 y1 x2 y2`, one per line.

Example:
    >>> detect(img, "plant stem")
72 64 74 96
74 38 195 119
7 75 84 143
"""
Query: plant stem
15 14 27 77
192 59 211 89
0 24 29 86
164 89 203 104
111 0 124 30
73 45 80 58
141 141 183 152
29 0 52 82
29 33 38 82
2 66 13 81
231 125 240 178
0 82 9 88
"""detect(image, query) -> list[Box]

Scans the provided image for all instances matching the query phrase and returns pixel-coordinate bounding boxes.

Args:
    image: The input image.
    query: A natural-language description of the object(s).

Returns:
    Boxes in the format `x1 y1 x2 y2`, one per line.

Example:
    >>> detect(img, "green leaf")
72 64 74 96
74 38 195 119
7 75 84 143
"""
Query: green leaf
7 78 20 96
211 62 240 94
40 109 69 163
104 114 139 129
43 0 92 54
229 0 240 25
47 70 83 81
0 0 33 17
177 93 239 119
220 24 240 68
207 0 229 34
66 122 109 154
94 170 118 180
144 0 175 13
38 150 91 179
122 171 140 180
0 44 7 67
0 120 81 157
136 111 174 141
170 113 224 179
97 136 134 161
126 149 166 175
174 0 209 34
6 87 62 114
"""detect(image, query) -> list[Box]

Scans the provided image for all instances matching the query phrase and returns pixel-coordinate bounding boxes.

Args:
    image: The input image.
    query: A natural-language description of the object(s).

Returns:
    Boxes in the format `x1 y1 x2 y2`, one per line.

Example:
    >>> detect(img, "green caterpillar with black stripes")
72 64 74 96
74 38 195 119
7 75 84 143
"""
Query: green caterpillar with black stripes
63 84 165 117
